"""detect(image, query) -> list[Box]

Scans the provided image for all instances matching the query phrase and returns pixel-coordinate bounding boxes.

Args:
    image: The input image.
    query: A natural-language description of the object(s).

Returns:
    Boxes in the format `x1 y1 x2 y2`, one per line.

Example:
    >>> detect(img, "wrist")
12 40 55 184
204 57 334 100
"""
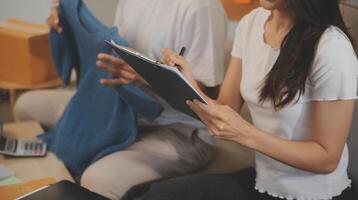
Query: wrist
234 120 261 150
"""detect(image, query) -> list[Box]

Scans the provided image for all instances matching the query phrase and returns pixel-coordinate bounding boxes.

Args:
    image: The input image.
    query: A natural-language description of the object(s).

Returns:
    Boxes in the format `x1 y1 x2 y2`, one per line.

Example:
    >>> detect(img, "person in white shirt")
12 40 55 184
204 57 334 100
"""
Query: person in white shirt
14 0 228 199
143 0 358 200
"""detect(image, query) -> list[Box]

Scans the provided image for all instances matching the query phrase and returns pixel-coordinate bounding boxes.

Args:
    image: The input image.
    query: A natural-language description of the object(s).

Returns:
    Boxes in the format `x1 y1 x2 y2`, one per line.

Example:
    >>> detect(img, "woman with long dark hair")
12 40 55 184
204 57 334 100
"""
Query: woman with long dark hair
142 0 358 199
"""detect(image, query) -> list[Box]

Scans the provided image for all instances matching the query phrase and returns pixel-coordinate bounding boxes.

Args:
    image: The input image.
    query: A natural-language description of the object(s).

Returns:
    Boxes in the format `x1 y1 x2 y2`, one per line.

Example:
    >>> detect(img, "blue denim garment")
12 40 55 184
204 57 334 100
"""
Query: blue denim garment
39 0 162 177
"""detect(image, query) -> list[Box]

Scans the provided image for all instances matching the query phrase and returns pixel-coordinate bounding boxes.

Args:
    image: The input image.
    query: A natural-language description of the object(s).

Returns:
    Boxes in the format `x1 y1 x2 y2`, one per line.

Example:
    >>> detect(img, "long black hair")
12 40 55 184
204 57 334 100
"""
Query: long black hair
259 0 358 110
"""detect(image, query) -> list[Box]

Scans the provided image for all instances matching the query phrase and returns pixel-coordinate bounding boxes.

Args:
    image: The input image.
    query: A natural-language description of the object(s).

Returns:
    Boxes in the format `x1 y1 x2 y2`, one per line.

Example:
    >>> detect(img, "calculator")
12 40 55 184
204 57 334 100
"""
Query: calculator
0 137 47 157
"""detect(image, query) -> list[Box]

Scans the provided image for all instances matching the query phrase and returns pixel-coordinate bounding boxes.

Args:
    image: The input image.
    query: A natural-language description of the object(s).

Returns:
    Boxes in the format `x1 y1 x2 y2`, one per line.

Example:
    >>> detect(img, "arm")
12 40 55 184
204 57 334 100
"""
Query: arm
97 53 215 99
162 41 355 174
247 100 355 174
217 57 245 112
241 35 358 174
188 98 355 174
168 47 356 174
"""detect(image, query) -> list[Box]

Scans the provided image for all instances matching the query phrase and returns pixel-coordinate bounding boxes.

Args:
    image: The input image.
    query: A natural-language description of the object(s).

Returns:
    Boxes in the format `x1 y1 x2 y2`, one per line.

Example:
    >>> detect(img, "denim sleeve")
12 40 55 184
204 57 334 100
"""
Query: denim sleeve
114 84 163 122
49 13 79 86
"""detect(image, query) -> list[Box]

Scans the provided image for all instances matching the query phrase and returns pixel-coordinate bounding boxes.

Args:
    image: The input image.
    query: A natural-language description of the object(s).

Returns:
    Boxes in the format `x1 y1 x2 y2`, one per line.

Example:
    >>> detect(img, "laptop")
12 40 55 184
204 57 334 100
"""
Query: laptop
16 180 109 200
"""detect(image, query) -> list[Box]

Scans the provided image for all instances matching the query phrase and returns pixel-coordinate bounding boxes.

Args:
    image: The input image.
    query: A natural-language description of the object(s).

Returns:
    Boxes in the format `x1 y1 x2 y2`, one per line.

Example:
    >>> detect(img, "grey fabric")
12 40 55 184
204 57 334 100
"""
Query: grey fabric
348 100 358 197
80 123 213 200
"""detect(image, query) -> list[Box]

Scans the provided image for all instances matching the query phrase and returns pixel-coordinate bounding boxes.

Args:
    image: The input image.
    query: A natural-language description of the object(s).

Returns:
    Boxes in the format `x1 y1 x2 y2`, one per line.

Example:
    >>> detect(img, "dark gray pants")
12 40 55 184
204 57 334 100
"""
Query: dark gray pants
142 168 355 200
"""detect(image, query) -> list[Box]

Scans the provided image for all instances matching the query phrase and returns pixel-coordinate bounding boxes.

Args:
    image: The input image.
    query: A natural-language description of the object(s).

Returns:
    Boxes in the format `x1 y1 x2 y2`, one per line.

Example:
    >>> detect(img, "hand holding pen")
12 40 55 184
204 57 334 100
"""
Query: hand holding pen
161 47 214 106
175 47 186 71
161 47 195 84
162 47 187 71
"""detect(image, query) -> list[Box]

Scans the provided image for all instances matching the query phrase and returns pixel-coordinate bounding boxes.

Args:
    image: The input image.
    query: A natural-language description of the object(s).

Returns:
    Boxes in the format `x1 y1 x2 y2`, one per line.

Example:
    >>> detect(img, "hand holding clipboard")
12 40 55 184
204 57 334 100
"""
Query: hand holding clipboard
106 40 208 120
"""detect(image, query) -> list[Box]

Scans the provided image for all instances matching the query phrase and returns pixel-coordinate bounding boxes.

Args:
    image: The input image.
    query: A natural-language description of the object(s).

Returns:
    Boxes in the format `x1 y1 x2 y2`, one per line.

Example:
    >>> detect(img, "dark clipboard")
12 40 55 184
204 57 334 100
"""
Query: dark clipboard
105 40 208 120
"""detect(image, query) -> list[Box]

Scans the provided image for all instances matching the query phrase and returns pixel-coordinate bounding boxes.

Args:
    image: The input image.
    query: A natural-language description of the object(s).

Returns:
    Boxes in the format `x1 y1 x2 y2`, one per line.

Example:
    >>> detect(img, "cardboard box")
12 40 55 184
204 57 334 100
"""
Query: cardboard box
234 0 252 4
0 19 59 86
221 0 260 21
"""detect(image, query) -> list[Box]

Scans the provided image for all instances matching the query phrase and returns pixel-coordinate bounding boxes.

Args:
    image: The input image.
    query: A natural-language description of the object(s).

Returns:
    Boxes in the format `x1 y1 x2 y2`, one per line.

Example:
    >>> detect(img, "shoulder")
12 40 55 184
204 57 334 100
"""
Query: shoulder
310 26 358 86
318 26 355 51
234 7 269 37
239 7 269 27
314 26 357 69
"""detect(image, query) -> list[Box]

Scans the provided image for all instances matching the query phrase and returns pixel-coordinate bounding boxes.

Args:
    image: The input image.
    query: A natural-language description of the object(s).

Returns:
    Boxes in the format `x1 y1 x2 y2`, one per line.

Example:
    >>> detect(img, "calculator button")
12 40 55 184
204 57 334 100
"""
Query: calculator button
6 140 16 152
34 144 39 153
6 142 13 151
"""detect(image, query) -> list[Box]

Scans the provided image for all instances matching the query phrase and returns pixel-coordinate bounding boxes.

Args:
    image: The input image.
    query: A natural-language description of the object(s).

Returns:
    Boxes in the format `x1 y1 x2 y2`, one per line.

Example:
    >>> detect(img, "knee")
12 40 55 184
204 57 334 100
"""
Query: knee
14 90 67 127
81 167 129 200
13 92 32 121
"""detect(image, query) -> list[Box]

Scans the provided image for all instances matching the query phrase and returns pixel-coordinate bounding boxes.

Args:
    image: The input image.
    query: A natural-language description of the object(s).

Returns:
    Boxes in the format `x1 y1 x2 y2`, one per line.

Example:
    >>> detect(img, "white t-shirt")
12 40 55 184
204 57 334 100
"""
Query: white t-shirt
113 0 228 134
232 8 358 200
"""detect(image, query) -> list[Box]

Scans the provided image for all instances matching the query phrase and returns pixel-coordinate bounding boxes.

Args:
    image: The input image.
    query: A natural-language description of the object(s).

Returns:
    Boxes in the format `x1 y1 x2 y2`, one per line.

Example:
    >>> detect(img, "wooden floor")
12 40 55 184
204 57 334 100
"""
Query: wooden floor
221 0 260 21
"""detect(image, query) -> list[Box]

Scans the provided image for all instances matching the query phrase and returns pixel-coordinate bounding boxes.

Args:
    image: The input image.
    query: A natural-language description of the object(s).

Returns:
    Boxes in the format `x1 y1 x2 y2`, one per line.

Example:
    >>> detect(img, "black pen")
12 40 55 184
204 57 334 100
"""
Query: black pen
178 46 186 57
175 46 186 70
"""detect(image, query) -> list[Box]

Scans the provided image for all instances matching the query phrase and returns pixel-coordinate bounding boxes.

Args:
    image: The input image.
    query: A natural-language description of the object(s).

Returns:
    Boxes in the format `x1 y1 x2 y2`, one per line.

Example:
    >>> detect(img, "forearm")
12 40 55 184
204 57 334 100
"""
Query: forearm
216 57 244 111
240 124 339 174
217 92 244 112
